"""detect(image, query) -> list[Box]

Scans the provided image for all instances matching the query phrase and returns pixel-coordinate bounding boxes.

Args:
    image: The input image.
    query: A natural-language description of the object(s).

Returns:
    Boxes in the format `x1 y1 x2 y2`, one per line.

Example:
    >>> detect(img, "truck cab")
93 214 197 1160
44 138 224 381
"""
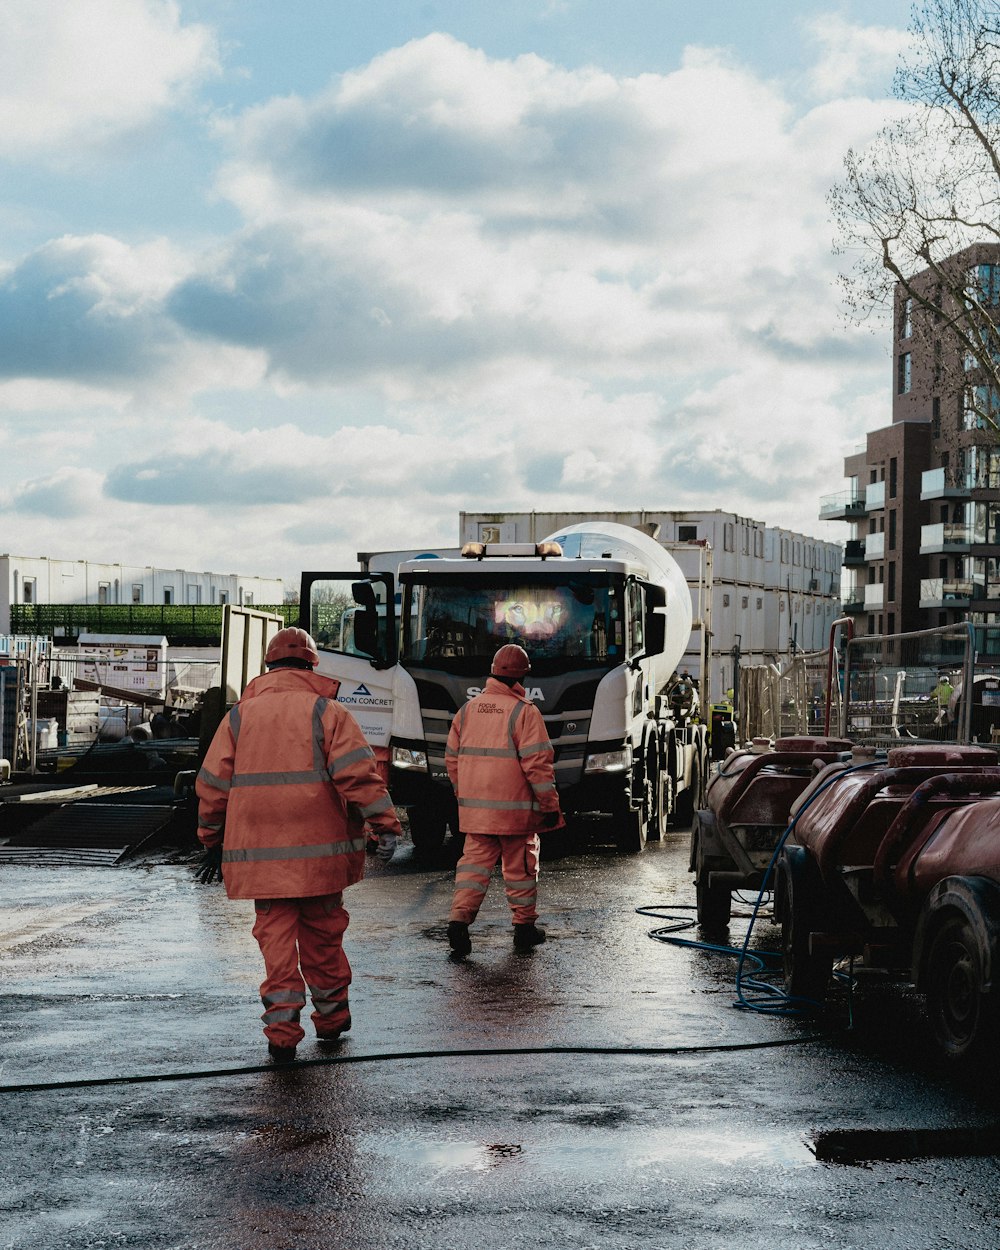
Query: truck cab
301 523 707 854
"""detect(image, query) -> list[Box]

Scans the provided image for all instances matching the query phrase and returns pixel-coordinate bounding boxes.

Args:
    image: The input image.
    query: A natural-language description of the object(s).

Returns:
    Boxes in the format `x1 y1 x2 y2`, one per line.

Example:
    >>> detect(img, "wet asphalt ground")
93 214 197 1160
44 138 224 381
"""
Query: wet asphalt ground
3 820 1000 1250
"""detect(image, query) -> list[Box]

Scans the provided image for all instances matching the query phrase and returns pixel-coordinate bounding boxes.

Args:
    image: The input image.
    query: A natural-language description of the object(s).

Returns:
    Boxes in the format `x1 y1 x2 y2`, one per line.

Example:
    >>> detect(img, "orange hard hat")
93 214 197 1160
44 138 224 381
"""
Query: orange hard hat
265 627 319 668
491 643 530 679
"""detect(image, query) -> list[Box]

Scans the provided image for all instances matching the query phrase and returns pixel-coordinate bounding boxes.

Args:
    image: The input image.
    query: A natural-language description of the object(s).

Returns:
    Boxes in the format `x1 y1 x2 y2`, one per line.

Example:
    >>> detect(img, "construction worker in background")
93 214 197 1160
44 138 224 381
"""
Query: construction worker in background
194 626 401 1064
445 643 564 957
931 672 955 725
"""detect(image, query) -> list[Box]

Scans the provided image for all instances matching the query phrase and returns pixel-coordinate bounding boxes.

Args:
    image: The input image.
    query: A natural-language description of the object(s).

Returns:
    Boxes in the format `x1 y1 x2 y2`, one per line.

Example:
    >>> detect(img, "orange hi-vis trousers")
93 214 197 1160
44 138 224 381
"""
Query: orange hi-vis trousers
449 831 540 926
251 894 352 1047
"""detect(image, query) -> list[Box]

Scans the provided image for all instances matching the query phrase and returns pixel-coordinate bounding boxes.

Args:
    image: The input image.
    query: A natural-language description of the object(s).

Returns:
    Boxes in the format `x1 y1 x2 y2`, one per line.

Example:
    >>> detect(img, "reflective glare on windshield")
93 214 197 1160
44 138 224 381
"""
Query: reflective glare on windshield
402 576 622 673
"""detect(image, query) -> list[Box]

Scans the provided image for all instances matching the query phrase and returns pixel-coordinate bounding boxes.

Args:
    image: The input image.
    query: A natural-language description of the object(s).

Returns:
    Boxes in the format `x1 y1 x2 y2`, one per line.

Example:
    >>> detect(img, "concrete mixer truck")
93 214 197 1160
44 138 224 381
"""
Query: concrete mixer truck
298 521 708 854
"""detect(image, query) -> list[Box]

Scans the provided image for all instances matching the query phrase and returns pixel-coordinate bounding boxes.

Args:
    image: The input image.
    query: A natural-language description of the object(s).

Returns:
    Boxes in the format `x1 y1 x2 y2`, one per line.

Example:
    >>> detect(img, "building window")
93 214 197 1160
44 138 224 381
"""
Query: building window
723 523 734 551
969 263 1000 306
887 613 895 634
754 530 764 557
163 587 173 605
22 578 35 604
132 585 143 604
889 510 897 551
889 457 897 499
902 297 912 338
98 582 110 605
186 584 201 605
218 591 228 605
781 538 789 563
244 591 254 606
897 352 912 395
677 525 697 541
888 563 896 601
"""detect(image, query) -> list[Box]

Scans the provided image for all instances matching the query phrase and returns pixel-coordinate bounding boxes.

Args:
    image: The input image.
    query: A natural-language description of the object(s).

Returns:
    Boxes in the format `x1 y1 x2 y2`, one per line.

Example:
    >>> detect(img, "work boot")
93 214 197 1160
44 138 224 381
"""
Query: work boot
448 920 472 956
513 923 546 951
267 1042 297 1064
316 1014 352 1047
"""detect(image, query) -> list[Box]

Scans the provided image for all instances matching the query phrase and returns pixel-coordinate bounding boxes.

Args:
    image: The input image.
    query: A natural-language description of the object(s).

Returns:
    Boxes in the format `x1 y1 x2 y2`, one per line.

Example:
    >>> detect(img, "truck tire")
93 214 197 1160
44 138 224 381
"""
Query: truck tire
691 811 731 930
777 847 832 1008
924 911 998 1061
674 755 700 827
613 764 649 854
407 801 449 855
647 742 668 842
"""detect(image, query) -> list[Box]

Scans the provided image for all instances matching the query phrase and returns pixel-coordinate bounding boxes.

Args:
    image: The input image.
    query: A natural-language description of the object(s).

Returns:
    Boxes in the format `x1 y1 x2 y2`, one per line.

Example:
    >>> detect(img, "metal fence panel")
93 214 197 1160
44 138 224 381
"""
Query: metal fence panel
841 623 977 747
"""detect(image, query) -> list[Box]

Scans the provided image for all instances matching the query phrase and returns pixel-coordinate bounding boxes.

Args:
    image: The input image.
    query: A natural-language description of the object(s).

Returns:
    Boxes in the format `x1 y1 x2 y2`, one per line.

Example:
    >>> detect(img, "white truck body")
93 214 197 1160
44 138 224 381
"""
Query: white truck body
300 521 708 852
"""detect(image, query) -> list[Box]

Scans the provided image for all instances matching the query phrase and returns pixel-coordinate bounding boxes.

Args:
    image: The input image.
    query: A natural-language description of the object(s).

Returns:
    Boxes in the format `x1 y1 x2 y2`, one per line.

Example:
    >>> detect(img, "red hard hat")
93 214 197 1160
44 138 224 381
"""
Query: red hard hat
265 627 319 668
491 643 530 679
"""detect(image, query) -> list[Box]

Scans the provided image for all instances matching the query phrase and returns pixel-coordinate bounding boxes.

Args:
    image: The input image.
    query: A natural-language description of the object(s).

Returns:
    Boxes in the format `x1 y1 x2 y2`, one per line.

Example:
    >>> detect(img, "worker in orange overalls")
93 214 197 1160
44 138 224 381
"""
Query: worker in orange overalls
195 626 401 1063
445 643 564 956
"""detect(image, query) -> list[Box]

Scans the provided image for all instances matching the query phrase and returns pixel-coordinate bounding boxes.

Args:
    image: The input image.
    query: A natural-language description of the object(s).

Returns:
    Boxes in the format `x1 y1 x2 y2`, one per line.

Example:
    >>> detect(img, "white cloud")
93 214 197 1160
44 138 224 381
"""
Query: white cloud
0 26 910 575
0 0 219 158
804 13 911 99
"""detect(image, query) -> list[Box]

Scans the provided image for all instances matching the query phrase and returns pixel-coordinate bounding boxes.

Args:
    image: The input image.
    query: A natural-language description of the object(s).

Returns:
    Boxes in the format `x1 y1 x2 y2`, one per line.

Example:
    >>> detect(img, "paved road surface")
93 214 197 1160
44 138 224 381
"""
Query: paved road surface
2 823 1000 1249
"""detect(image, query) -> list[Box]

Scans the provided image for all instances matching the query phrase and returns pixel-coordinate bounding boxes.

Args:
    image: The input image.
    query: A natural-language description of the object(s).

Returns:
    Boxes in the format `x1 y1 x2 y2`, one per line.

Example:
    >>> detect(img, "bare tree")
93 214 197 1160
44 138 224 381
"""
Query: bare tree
831 0 1000 431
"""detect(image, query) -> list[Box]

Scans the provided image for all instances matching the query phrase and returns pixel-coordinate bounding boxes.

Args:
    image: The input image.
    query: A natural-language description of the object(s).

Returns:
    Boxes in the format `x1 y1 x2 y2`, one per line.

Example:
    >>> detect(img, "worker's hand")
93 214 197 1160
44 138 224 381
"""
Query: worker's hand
542 810 562 829
376 832 397 862
195 845 223 884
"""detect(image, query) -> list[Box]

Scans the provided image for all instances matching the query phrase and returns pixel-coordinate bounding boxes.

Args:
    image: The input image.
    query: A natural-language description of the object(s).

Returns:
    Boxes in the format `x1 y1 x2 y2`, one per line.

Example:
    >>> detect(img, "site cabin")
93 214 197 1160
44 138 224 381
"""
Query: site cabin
301 522 708 854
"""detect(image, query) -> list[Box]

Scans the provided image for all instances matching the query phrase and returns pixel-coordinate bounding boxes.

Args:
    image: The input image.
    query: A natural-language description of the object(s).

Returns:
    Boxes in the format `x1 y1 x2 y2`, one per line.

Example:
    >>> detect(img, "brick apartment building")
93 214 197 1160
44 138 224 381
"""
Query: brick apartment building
821 243 1000 655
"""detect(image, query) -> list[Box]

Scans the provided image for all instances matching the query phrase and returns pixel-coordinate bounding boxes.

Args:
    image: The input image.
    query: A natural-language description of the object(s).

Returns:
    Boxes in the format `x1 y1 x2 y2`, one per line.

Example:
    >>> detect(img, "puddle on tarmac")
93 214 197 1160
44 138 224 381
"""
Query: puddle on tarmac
360 1127 814 1173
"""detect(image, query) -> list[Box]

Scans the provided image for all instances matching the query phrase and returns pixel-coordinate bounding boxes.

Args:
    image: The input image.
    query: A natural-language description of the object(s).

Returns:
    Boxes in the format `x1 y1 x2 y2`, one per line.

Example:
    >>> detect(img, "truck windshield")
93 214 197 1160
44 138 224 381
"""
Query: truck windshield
401 572 622 676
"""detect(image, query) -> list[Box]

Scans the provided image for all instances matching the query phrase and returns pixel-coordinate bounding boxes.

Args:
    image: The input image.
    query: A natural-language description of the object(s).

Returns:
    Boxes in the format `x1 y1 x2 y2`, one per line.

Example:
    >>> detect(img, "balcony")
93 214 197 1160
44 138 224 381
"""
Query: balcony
919 522 974 554
842 595 865 614
864 531 885 560
843 539 866 567
865 481 886 511
921 467 973 500
864 582 885 610
919 578 978 609
819 490 865 521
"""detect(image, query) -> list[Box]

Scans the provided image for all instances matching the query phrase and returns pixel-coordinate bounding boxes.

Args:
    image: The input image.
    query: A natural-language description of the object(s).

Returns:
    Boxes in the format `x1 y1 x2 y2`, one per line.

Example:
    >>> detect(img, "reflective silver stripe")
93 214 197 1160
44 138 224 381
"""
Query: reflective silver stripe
457 797 537 811
198 819 223 832
454 879 489 895
197 767 231 792
507 703 525 751
229 705 242 743
306 984 348 1000
329 745 374 776
310 994 349 1016
313 698 330 772
262 991 307 1008
223 838 366 863
445 745 458 758
518 741 553 758
262 1007 301 1024
531 781 556 794
358 793 393 818
458 746 517 758
230 769 329 788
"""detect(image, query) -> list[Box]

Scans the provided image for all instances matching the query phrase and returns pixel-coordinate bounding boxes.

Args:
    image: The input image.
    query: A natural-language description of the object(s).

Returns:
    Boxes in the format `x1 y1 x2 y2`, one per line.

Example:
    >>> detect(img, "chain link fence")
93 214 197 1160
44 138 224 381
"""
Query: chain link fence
736 650 838 743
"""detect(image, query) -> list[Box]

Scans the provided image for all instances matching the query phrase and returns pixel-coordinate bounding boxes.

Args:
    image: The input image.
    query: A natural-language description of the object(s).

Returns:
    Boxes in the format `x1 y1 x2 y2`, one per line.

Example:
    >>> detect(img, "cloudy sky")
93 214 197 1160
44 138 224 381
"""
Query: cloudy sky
0 0 916 585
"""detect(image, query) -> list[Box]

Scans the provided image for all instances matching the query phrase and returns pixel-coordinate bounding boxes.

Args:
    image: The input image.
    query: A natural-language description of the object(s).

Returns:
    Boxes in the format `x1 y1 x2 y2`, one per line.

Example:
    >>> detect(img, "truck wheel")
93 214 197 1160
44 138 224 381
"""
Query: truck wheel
647 746 668 842
924 913 998 1061
691 811 730 929
778 849 832 1008
407 802 448 855
613 772 649 854
674 755 700 827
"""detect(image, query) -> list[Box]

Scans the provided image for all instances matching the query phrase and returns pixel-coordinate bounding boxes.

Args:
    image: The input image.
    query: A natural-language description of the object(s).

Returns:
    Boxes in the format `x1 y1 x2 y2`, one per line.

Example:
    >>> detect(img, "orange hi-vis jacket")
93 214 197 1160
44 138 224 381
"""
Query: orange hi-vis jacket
195 667 402 900
445 676 563 835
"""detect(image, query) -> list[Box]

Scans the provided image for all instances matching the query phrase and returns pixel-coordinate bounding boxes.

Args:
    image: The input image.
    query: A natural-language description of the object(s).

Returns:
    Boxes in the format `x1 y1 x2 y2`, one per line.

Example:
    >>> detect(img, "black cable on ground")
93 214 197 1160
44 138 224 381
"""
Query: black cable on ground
0 1035 833 1096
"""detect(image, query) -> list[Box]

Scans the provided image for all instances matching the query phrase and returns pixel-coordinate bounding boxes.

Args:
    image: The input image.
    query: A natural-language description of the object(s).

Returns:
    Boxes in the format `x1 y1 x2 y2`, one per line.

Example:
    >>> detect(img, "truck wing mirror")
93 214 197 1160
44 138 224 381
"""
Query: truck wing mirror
644 584 667 654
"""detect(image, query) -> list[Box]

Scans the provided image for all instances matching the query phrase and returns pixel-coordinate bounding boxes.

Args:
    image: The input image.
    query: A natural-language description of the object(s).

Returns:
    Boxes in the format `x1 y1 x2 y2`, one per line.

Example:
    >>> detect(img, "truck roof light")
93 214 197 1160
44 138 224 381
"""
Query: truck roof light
535 542 563 558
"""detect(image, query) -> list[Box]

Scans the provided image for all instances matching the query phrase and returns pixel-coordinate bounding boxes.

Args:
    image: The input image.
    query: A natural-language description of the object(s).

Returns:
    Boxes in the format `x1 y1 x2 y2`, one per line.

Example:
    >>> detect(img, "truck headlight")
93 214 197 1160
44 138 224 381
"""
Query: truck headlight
391 745 428 771
584 746 632 774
